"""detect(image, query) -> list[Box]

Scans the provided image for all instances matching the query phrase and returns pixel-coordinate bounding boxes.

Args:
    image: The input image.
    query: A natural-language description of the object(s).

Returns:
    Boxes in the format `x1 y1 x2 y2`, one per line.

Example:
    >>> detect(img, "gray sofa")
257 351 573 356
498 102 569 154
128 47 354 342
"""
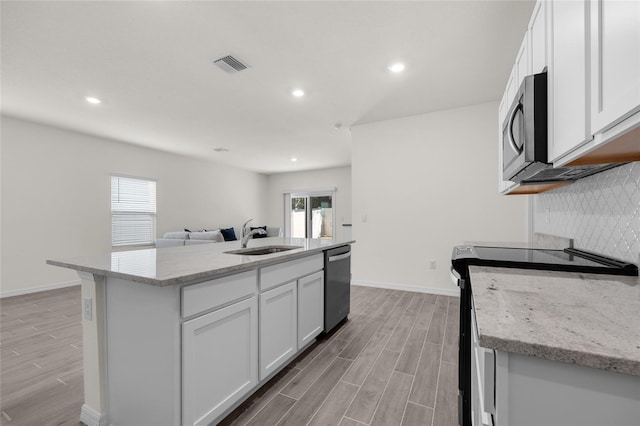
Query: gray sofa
156 227 281 248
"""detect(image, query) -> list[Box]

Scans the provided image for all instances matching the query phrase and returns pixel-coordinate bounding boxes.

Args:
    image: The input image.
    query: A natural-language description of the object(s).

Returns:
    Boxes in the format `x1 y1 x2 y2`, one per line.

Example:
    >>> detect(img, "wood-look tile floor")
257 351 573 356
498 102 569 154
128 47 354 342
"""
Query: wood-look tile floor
0 285 459 426
221 286 460 426
0 286 83 426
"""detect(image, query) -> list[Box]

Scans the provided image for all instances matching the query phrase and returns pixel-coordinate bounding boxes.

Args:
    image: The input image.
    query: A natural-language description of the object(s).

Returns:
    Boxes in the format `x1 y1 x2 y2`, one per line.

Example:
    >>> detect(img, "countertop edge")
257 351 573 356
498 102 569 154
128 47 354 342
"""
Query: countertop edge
47 240 354 287
477 333 640 377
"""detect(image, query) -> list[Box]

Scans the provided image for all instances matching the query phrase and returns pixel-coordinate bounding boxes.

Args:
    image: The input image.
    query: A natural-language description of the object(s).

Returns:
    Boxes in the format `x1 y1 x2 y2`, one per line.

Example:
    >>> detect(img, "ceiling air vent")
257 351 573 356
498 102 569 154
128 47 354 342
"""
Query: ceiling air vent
213 55 248 74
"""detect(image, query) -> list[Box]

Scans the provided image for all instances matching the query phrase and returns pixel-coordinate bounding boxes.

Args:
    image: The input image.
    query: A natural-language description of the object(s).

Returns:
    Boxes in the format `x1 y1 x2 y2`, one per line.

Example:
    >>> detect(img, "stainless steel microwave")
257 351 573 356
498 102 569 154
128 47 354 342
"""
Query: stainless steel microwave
502 72 548 182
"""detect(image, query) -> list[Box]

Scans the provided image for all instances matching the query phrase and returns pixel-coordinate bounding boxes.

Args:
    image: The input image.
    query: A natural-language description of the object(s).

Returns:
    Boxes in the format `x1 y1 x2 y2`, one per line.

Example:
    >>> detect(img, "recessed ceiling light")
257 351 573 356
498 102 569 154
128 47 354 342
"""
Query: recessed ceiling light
388 62 406 73
292 89 305 98
85 96 102 104
213 147 230 152
291 157 298 162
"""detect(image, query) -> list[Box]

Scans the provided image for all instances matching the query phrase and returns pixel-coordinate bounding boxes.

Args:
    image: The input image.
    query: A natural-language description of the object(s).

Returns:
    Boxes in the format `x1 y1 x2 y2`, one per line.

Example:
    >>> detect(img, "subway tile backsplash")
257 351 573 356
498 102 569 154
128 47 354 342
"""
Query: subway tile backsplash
534 162 639 263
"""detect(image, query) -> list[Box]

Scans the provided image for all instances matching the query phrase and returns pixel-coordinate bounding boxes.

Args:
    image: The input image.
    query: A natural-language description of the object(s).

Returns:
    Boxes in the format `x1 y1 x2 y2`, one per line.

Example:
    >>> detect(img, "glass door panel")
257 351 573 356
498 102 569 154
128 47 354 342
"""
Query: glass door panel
290 197 307 238
310 196 333 239
286 192 335 239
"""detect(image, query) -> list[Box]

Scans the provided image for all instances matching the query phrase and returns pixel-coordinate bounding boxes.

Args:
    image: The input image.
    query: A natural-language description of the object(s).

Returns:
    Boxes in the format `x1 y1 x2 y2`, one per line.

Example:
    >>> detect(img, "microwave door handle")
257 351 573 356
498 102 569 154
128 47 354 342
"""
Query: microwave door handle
507 102 524 155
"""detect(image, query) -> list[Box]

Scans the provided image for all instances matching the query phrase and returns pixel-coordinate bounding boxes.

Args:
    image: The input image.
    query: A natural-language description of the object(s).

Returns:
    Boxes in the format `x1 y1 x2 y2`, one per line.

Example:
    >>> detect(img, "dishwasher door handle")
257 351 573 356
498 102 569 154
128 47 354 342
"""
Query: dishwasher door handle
328 252 351 262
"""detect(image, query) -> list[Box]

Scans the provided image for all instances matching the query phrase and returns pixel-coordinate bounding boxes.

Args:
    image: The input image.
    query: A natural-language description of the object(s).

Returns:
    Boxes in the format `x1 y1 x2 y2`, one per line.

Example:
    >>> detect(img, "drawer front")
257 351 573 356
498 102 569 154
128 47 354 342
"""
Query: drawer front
260 254 323 292
182 270 257 318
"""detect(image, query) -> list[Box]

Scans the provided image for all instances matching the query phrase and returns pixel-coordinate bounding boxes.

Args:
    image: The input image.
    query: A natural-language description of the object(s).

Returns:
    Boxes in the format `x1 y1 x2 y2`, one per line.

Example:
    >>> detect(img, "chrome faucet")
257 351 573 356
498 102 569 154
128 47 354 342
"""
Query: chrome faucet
241 219 266 248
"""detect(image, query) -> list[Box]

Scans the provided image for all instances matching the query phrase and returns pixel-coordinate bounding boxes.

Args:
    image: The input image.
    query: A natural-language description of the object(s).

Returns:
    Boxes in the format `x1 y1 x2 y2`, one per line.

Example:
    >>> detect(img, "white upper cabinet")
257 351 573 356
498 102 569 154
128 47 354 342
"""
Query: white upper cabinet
590 0 640 134
514 35 530 90
549 0 592 162
528 0 548 74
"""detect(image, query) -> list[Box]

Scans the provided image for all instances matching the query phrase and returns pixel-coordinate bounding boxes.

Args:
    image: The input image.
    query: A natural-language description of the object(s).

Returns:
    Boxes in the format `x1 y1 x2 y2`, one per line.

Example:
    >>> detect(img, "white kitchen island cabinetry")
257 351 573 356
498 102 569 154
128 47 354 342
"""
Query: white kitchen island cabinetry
258 254 323 380
47 238 353 426
297 271 324 349
259 281 297 380
182 296 258 426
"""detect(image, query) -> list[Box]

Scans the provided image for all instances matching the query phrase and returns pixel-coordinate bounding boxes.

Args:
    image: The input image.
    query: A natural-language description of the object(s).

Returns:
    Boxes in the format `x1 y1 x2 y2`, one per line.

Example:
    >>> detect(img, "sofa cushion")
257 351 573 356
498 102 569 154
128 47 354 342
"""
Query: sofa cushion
250 226 268 238
163 231 190 240
220 227 237 241
189 230 224 242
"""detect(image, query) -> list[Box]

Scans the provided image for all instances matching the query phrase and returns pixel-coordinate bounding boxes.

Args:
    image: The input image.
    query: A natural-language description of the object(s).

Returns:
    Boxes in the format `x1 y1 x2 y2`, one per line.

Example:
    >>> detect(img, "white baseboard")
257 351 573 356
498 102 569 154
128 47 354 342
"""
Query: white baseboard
352 279 460 297
80 404 108 426
0 280 81 299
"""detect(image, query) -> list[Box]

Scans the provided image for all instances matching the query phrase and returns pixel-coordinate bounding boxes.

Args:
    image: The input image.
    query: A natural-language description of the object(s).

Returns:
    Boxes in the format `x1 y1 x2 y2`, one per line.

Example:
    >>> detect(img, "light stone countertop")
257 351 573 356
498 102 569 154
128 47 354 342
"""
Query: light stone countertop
47 237 354 287
469 265 640 376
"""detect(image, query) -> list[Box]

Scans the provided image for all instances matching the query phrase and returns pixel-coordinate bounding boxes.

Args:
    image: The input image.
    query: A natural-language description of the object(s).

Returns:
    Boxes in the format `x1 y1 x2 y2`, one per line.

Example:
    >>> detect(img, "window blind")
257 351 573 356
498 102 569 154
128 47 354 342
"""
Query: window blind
111 176 156 247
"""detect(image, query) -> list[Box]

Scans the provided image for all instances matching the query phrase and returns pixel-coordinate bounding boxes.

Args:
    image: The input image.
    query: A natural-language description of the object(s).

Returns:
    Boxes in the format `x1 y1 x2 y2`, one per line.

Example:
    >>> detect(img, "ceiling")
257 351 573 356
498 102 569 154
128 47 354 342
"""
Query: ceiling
1 1 535 174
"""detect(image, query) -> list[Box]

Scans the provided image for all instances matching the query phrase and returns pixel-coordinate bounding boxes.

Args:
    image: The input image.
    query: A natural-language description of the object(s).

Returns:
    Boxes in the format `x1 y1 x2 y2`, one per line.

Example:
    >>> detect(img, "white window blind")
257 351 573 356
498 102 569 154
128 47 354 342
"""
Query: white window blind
111 176 156 247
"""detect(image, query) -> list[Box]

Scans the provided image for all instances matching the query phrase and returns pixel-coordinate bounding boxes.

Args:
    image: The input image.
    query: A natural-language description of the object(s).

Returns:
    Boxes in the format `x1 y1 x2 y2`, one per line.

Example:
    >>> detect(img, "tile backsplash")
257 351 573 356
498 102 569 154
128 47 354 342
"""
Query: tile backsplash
534 162 639 263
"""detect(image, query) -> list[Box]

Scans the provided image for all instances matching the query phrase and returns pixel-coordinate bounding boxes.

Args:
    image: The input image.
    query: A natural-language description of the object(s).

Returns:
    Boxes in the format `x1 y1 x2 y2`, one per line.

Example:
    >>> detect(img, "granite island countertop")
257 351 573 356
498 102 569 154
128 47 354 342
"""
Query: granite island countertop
47 237 354 287
469 265 640 376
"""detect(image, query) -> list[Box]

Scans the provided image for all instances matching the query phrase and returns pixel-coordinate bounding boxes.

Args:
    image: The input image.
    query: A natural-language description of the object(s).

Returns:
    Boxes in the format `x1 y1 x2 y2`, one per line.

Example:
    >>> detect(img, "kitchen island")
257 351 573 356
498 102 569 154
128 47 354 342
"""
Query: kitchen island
47 237 354 426
469 266 640 426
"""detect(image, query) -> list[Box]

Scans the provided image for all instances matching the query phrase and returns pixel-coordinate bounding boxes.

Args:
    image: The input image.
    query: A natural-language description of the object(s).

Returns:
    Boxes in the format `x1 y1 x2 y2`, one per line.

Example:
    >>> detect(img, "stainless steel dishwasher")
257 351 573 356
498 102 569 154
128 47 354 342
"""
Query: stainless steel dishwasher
324 245 351 332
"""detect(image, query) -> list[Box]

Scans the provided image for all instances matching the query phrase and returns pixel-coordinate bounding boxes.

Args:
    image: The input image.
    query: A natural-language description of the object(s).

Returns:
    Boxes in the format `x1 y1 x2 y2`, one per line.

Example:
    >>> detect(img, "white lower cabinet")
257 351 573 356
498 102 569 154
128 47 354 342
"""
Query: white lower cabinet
182 296 258 426
259 281 297 380
472 301 640 426
297 271 324 349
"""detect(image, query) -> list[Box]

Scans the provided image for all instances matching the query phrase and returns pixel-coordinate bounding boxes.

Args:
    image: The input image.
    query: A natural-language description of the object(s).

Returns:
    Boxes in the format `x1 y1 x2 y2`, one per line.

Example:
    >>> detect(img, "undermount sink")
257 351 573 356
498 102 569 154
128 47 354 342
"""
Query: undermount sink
224 245 303 256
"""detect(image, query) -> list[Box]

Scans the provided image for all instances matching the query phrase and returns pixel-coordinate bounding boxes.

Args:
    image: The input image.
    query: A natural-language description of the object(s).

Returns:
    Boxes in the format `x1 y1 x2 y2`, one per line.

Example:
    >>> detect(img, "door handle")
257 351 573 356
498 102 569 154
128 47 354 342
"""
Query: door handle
507 102 524 155
328 252 351 262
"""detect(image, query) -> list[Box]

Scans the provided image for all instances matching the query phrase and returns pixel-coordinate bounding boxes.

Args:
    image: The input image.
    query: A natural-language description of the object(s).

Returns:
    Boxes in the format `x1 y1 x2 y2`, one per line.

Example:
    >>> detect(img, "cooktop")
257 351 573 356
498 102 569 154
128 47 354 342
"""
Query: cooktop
452 246 638 276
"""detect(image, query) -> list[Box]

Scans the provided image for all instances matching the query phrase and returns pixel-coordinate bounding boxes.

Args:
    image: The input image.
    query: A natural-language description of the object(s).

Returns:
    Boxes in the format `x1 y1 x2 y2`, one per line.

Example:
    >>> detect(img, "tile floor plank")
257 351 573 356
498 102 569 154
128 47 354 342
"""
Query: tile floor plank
308 381 359 426
432 361 458 426
402 401 433 426
244 394 297 426
219 366 301 426
277 357 352 426
395 325 428 375
281 338 350 399
425 296 448 345
370 371 414 426
344 349 400 424
408 343 442 408
342 331 391 386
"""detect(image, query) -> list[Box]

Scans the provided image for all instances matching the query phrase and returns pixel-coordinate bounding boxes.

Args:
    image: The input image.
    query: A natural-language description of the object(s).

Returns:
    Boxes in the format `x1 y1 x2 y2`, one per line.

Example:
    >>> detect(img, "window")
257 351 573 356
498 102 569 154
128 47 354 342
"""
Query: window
111 175 156 247
284 190 335 239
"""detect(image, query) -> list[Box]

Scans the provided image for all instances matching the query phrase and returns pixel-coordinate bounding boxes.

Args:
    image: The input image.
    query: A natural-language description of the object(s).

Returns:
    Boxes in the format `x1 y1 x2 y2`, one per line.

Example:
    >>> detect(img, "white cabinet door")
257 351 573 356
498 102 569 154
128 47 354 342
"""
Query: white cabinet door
591 0 640 133
259 281 297 381
514 35 529 89
182 296 258 426
549 0 592 161
528 0 547 74
297 271 324 349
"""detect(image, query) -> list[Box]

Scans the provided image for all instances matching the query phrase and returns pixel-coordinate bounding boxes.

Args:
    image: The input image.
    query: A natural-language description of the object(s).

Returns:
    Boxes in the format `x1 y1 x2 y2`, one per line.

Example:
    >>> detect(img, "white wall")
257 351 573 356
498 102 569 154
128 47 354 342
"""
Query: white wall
0 116 268 296
266 166 352 241
351 102 528 294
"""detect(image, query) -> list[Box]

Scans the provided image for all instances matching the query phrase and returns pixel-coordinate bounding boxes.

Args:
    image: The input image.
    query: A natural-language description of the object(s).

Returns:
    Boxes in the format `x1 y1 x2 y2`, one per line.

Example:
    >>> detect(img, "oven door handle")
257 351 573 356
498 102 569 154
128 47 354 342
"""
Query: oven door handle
507 102 524 155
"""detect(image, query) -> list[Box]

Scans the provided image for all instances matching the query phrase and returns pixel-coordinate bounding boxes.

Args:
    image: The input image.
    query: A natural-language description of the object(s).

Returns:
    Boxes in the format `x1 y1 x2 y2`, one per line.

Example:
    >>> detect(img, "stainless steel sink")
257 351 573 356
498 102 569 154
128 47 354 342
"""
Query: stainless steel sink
224 245 303 256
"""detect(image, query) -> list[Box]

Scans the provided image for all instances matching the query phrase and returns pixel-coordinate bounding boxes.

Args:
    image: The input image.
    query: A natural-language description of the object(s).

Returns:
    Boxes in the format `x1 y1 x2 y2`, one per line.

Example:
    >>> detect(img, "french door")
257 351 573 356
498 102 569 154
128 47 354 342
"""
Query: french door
285 191 335 239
